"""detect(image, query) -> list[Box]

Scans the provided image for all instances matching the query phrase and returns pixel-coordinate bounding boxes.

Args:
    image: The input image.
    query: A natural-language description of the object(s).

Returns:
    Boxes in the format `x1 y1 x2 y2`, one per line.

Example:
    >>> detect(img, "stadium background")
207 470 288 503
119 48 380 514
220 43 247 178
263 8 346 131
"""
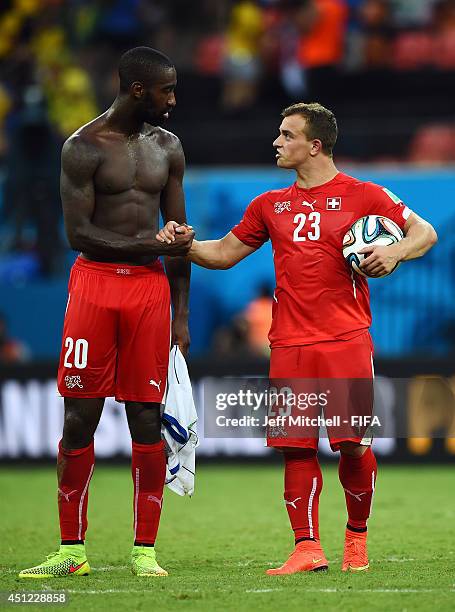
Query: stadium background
0 2 454 609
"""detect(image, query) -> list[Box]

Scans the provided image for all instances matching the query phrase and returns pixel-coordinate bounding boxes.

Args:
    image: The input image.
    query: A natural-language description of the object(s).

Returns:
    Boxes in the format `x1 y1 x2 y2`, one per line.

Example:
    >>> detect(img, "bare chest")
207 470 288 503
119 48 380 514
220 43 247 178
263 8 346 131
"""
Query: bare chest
94 137 169 196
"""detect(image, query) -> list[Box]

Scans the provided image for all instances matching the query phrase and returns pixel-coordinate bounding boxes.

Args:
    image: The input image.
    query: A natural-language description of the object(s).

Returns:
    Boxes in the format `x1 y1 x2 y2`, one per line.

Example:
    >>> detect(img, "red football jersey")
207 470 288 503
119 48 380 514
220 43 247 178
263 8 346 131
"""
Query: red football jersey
231 172 412 348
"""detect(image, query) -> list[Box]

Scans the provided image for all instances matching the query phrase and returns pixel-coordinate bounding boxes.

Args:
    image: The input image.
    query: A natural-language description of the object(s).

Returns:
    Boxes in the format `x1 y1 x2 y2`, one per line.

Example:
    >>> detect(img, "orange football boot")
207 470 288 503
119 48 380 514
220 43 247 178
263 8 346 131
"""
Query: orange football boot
266 540 328 575
342 529 369 572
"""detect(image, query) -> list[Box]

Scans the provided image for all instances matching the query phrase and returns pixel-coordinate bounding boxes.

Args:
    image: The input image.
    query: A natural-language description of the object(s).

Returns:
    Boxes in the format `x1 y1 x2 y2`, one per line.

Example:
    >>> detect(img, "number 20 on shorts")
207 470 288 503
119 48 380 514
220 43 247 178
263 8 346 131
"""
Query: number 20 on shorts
64 337 89 369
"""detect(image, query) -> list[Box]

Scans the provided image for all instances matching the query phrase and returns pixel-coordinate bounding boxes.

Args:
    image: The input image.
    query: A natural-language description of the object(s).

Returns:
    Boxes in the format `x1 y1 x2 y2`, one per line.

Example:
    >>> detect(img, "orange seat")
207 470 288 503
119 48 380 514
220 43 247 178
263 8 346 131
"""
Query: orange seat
393 32 433 70
408 124 455 163
433 30 455 69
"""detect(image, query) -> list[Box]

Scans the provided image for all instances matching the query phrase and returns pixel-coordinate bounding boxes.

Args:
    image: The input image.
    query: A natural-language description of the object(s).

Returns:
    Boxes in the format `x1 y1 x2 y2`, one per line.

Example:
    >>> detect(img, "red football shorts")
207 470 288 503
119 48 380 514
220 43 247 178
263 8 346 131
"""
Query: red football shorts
57 256 171 403
267 331 374 451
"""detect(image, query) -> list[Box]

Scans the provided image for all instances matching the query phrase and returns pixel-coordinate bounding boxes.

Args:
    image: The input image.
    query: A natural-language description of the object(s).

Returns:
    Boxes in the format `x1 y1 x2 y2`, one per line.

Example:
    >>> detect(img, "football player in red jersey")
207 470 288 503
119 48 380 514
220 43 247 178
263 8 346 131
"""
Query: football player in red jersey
157 103 437 574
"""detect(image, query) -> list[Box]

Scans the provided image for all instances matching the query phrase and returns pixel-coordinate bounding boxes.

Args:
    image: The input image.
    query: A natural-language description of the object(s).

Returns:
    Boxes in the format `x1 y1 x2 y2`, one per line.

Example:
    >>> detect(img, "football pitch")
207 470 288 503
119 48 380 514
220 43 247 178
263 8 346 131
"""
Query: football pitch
1 464 454 611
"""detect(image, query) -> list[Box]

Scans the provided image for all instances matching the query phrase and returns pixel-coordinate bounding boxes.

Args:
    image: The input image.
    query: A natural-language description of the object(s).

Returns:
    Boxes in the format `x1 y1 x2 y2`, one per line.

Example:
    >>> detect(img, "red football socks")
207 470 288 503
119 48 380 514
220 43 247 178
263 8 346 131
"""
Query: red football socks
57 439 95 542
338 447 377 530
132 440 166 546
283 449 323 542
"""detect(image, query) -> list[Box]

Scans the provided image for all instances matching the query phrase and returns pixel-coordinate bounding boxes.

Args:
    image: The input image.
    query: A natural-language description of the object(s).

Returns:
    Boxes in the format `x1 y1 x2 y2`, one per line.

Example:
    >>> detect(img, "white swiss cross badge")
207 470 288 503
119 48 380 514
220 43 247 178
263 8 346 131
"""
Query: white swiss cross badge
326 197 341 210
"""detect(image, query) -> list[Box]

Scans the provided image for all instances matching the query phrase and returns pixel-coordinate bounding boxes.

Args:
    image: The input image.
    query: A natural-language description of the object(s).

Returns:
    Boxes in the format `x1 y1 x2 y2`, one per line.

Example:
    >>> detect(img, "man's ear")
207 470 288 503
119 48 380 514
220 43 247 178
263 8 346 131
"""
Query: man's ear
130 82 144 99
310 139 323 156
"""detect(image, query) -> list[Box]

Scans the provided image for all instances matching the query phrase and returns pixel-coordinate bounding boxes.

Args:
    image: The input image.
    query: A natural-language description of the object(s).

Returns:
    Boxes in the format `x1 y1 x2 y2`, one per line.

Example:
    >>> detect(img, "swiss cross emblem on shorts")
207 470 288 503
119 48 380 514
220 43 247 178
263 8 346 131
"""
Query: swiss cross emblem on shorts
326 197 341 210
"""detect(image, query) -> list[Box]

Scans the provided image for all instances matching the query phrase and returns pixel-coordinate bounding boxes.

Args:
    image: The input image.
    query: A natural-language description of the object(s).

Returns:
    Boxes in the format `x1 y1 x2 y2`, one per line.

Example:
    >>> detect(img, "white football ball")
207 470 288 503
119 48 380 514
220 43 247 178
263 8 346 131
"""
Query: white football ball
342 215 404 277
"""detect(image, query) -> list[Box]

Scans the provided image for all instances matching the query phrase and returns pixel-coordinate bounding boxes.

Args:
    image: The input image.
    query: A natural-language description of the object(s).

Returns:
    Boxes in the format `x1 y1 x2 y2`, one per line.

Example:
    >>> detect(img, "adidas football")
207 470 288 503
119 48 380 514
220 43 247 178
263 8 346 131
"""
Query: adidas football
342 215 404 277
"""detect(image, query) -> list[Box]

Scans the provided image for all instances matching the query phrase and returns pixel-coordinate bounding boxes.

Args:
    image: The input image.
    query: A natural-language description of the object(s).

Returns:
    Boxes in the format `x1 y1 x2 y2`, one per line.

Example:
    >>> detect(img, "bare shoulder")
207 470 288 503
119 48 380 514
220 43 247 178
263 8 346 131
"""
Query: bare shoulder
62 133 100 160
61 131 101 179
149 126 183 155
61 114 109 169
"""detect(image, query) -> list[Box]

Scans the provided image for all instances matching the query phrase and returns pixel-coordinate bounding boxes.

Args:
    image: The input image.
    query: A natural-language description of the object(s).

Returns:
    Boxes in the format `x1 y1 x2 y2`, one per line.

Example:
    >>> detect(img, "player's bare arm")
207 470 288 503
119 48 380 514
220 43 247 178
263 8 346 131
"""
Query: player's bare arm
61 134 194 262
190 233 256 269
157 222 255 269
160 136 191 355
359 212 437 277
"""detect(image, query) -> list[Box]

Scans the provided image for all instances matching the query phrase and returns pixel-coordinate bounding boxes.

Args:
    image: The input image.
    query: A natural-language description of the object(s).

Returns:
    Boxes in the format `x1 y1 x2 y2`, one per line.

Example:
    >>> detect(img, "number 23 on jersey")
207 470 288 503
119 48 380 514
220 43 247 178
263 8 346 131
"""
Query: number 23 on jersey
293 212 321 242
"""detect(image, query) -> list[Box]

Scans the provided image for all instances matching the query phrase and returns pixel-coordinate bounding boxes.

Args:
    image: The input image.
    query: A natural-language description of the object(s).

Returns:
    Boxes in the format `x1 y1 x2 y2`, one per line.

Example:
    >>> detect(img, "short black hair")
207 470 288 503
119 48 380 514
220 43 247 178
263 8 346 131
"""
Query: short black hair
282 102 338 156
118 47 174 92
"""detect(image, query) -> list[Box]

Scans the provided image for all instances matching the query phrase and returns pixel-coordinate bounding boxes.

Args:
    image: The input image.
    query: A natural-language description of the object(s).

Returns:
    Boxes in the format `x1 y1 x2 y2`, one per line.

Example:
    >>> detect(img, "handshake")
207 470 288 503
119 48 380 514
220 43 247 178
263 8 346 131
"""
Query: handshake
156 221 195 256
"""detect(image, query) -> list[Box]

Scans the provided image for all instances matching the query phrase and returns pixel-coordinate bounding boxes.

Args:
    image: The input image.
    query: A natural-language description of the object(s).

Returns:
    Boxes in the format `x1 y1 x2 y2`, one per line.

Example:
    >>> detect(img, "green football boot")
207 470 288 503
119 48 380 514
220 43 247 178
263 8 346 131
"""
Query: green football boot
131 546 168 576
19 544 90 578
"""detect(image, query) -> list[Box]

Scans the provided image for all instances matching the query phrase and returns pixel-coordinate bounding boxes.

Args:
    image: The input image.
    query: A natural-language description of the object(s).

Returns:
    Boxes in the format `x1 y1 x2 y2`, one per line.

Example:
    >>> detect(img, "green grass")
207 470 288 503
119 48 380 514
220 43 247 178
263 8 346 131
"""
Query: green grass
0 464 454 611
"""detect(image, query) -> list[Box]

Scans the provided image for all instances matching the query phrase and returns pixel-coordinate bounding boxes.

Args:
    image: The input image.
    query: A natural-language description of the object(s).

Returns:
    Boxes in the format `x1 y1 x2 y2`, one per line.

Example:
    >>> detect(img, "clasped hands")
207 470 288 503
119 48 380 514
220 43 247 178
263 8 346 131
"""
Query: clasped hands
156 221 194 255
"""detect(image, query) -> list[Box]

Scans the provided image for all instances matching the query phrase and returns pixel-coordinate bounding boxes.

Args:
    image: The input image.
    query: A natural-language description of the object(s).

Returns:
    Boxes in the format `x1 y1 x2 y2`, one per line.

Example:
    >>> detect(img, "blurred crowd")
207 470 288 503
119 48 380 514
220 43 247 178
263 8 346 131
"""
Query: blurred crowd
0 312 29 363
1 0 455 149
0 0 454 279
214 284 274 358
